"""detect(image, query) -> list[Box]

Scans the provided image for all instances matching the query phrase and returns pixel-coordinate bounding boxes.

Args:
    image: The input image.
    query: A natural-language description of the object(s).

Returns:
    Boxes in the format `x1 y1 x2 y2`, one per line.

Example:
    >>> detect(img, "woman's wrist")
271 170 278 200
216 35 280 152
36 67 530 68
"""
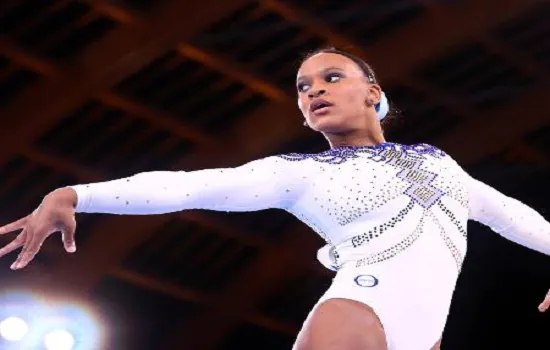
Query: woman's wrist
46 187 79 209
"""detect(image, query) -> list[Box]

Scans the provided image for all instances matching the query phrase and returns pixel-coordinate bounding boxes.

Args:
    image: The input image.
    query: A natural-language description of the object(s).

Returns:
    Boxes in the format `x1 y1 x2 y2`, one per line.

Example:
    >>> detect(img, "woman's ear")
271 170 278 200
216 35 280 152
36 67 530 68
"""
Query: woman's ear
366 84 382 105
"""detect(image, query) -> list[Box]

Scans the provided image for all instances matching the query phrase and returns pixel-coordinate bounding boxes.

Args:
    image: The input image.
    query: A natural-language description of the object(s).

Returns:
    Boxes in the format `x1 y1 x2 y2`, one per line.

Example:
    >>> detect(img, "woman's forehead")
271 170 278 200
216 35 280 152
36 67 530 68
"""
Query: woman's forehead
297 52 362 77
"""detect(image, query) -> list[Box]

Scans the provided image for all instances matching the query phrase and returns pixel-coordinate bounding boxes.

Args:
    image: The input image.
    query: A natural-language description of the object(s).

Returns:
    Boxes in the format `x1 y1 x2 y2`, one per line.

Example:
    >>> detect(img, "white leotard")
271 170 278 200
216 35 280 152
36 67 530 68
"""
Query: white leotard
71 142 550 350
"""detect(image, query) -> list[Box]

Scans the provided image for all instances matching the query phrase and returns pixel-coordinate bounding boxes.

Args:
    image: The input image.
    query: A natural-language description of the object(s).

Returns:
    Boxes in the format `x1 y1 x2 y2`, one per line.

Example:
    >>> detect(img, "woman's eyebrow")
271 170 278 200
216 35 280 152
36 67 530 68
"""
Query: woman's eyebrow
297 67 344 81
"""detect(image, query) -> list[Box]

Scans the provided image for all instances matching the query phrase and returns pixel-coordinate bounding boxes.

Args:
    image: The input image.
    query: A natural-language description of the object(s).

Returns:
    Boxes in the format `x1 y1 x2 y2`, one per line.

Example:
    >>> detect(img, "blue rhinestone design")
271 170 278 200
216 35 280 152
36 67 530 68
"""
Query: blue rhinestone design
279 143 447 209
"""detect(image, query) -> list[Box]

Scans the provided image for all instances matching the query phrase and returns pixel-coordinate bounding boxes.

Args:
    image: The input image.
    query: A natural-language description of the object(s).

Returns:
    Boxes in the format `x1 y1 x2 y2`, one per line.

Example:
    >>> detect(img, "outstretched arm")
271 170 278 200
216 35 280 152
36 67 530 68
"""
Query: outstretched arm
466 175 550 256
464 172 550 312
0 156 304 269
71 156 303 214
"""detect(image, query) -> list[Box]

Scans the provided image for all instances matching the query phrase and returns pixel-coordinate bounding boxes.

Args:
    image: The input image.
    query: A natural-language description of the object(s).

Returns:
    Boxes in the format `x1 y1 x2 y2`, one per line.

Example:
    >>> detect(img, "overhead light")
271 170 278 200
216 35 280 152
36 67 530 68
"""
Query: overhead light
0 316 29 342
44 329 75 350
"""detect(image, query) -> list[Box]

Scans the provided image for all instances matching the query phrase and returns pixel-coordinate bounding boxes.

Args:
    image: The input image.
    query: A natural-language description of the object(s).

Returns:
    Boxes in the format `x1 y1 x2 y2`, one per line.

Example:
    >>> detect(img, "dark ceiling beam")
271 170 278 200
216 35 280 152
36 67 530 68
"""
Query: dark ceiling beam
262 0 536 84
90 3 296 111
177 43 292 104
0 35 60 78
96 92 216 145
81 0 142 24
0 0 256 163
0 1 305 163
88 3 295 108
0 39 214 147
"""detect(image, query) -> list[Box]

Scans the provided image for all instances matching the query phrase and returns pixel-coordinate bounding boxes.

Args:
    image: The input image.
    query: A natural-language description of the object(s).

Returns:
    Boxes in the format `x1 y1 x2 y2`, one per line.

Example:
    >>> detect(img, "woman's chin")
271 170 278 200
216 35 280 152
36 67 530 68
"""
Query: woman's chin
310 119 348 134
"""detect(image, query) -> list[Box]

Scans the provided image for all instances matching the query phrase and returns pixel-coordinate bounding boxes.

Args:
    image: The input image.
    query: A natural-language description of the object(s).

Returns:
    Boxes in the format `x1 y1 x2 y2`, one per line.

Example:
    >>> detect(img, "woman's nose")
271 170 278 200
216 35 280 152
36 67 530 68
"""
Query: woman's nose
308 89 326 99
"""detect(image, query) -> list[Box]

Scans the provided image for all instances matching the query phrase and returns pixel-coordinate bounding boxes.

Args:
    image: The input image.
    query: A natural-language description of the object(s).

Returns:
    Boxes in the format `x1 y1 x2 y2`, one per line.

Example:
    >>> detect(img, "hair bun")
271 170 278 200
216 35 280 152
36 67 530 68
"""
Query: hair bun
375 91 389 120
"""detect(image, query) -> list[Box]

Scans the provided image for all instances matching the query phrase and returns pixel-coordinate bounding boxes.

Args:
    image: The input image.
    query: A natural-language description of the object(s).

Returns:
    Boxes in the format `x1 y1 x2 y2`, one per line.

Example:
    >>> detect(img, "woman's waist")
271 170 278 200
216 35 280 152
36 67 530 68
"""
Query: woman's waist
318 230 413 271
326 217 426 259
319 220 465 270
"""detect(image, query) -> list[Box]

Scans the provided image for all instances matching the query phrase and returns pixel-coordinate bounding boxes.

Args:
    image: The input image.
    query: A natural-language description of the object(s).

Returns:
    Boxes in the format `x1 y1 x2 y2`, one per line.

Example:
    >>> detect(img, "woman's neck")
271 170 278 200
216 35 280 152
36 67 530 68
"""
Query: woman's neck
326 131 386 149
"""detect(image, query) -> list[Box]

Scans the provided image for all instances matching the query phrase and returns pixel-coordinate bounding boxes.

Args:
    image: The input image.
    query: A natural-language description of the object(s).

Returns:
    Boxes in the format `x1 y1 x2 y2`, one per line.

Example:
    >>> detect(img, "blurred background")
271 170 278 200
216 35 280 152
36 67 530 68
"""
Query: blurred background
0 0 549 349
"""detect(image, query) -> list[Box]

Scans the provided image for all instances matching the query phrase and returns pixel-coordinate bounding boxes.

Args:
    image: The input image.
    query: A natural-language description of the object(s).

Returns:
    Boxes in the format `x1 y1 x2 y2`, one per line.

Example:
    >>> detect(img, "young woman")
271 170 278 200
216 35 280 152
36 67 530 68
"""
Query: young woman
1 48 549 350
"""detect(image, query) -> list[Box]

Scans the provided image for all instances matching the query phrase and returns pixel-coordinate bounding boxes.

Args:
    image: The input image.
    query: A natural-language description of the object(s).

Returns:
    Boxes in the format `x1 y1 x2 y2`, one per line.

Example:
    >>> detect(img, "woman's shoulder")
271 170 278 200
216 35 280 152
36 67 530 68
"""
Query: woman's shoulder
275 148 338 162
270 142 454 166
394 142 448 157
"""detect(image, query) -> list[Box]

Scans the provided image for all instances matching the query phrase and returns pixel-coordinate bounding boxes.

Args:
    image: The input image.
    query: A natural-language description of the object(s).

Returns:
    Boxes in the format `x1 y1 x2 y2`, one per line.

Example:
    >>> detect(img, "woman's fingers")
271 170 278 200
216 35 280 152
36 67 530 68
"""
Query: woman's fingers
0 232 26 260
0 216 29 235
2 207 77 269
538 289 550 312
12 225 48 270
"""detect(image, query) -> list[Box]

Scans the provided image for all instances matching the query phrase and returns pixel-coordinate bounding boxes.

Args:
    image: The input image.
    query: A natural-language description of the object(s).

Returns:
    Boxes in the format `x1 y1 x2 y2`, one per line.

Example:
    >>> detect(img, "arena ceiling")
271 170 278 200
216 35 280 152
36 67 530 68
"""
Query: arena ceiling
0 0 549 349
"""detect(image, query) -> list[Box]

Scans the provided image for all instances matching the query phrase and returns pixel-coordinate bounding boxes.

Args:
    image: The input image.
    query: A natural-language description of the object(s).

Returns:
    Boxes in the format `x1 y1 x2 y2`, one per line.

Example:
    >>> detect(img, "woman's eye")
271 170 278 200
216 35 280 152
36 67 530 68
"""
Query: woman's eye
297 82 310 92
326 73 342 83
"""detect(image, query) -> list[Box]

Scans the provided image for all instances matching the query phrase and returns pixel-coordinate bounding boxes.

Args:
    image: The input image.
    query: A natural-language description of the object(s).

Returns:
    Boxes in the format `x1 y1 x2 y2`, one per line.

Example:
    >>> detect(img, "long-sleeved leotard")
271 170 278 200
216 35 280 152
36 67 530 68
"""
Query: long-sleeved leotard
71 142 550 350
465 173 550 255
73 156 303 214
72 143 550 261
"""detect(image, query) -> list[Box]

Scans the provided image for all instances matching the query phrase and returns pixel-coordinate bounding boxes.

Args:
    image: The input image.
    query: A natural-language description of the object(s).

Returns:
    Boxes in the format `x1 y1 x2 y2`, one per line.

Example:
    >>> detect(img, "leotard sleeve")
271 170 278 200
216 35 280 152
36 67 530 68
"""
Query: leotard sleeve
464 171 550 256
70 156 303 214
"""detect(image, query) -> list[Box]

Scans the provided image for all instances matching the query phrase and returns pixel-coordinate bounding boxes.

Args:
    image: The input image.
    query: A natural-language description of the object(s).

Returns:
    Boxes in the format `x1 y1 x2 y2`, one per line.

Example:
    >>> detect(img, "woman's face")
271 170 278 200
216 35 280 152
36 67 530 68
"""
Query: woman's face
296 53 381 134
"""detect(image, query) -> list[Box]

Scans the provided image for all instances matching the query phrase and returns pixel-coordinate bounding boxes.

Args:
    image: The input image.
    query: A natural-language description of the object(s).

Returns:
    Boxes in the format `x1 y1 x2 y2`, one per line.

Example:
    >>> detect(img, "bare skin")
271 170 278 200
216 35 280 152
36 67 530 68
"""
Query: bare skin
293 299 387 350
293 298 442 350
0 52 548 350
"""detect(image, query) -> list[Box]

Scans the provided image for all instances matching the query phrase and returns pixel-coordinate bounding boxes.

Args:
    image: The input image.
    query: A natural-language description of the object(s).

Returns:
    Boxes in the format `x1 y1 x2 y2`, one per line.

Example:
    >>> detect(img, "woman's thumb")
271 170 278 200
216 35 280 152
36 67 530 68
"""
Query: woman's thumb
61 217 77 253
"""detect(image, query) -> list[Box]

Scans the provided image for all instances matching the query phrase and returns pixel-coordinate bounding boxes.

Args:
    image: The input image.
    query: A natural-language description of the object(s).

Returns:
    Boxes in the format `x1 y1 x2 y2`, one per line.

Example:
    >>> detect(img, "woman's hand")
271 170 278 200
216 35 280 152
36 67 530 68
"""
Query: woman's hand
539 289 550 312
0 187 78 270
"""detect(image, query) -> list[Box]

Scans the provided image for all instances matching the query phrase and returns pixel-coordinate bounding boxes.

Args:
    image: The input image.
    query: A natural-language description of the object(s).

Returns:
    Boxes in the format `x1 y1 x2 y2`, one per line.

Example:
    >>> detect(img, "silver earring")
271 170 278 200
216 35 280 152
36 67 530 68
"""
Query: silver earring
303 121 308 126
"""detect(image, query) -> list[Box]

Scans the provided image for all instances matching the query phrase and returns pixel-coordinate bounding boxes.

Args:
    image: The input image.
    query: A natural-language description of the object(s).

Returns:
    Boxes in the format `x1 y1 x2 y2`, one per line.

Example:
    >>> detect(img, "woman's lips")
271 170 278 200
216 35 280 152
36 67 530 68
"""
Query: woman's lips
309 99 334 116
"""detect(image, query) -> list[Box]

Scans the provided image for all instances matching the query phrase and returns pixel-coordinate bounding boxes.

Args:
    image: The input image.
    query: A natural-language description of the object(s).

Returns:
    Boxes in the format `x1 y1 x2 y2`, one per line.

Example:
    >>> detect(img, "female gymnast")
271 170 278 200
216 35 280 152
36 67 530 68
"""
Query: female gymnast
1 48 550 350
